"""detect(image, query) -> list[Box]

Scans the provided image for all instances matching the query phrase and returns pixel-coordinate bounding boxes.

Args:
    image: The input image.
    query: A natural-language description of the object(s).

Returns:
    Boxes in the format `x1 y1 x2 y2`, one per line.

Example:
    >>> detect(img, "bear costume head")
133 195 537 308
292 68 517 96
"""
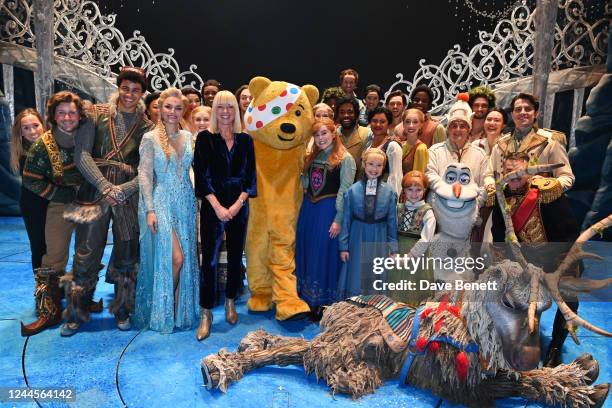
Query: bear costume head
245 77 319 150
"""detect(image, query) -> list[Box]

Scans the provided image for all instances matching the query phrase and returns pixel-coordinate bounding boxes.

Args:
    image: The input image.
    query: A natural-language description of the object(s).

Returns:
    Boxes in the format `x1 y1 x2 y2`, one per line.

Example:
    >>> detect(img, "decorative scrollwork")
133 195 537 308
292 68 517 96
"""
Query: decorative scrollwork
1 0 606 103
1 0 203 92
0 0 35 45
386 0 609 117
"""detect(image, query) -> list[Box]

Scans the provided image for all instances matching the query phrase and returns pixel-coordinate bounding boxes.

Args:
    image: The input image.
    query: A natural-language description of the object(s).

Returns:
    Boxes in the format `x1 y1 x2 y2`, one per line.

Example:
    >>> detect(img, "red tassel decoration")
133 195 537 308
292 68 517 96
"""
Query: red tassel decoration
428 341 440 353
456 351 470 381
420 308 434 319
415 337 428 352
436 299 448 315
448 305 460 318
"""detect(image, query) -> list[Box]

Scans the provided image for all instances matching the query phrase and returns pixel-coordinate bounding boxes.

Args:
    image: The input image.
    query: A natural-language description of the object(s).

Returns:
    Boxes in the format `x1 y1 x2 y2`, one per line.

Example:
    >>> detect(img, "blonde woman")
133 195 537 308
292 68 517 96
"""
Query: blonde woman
193 91 256 340
312 103 334 121
134 87 199 333
306 103 335 154
190 106 212 137
400 108 429 174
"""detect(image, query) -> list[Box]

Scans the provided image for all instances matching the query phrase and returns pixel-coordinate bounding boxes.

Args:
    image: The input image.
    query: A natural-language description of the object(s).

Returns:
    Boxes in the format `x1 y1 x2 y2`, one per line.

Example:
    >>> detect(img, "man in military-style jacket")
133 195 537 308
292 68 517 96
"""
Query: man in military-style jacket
491 151 580 369
484 93 574 194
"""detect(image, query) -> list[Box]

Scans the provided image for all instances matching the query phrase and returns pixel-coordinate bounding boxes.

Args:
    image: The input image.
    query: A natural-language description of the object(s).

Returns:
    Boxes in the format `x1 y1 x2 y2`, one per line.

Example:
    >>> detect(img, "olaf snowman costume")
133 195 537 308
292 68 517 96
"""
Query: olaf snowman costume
429 163 480 282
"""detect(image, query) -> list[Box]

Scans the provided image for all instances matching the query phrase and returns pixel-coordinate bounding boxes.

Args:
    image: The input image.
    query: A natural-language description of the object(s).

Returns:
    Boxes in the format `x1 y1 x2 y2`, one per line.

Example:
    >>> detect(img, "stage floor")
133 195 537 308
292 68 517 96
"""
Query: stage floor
0 216 610 408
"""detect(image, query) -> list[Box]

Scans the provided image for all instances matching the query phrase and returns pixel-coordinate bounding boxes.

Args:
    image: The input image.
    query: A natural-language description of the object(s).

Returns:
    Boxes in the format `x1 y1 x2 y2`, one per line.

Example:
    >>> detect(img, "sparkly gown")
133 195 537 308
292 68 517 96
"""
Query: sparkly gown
134 129 199 333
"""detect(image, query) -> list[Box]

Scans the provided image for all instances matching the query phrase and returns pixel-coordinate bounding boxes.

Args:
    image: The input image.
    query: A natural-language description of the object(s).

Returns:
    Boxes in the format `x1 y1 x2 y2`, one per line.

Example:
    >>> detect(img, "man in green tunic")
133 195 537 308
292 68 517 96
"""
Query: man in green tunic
61 67 154 336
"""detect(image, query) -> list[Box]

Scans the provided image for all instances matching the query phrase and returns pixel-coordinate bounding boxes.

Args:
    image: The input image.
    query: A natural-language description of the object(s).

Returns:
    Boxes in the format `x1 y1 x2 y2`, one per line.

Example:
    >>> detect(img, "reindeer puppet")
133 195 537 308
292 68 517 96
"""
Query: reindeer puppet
200 164 611 408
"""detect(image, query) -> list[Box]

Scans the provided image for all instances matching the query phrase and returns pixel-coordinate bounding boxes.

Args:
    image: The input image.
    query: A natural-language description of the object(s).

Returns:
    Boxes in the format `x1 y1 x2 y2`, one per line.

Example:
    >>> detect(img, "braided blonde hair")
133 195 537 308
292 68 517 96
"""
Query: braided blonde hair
156 87 187 161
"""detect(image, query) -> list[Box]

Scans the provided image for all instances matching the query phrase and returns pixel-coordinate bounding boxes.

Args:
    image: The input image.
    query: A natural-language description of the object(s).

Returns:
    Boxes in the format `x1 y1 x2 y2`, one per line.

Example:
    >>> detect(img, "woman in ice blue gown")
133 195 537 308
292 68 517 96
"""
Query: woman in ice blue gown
134 87 199 333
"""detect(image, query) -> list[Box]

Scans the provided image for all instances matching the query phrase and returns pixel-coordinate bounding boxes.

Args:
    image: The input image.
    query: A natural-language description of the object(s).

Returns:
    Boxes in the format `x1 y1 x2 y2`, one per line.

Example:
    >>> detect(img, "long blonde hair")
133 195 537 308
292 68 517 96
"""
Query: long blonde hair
10 108 45 174
156 87 187 161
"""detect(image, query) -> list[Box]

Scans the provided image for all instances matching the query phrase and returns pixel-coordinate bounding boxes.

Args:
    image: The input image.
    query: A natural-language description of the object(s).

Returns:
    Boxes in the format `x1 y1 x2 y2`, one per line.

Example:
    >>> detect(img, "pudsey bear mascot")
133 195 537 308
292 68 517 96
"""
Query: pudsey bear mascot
244 77 319 320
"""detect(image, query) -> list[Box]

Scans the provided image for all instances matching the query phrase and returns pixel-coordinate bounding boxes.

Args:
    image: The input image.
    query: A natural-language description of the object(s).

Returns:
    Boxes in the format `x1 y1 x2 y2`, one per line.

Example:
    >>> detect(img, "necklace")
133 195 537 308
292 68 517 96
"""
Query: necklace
167 129 180 140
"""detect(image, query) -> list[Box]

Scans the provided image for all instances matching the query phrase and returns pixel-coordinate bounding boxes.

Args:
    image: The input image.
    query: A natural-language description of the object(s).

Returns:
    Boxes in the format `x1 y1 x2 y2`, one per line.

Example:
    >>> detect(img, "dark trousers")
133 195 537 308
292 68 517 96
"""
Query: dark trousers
72 206 139 284
19 186 48 269
200 206 247 309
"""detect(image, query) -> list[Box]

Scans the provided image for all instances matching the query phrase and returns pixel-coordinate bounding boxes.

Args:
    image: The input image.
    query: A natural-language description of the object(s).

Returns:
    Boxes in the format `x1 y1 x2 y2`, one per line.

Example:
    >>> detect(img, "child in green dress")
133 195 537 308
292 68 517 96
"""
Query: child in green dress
389 171 436 305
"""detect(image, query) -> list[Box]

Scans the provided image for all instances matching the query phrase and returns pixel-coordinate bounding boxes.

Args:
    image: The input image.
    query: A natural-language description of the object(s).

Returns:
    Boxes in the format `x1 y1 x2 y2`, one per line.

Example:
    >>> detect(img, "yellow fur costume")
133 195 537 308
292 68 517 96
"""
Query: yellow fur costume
244 77 319 320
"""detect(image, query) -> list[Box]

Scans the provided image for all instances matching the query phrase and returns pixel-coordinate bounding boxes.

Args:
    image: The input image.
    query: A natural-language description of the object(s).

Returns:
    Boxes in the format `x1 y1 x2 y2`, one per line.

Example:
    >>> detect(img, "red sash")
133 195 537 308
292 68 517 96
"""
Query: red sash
511 187 539 234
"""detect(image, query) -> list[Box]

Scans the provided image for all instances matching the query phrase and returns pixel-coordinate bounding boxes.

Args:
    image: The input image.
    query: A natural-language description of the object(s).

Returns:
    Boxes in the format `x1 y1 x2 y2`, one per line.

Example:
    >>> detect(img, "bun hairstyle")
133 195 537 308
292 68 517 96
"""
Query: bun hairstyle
361 147 387 166
190 105 211 122
401 108 425 123
402 170 428 189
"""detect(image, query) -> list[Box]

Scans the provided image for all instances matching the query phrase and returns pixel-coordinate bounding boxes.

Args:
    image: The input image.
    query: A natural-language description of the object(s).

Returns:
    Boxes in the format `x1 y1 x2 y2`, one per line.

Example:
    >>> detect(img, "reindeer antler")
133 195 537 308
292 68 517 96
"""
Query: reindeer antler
543 214 612 338
495 163 564 333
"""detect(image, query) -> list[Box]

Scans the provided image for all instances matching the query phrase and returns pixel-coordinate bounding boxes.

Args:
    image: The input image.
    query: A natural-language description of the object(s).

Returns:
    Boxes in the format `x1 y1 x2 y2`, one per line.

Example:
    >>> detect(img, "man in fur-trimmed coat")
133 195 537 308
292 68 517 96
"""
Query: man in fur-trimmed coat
60 67 153 336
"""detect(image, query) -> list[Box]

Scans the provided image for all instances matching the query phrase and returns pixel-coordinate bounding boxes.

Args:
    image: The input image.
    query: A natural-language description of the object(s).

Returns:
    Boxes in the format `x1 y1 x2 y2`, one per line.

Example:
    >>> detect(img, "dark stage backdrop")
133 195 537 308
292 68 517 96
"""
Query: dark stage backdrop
93 0 522 94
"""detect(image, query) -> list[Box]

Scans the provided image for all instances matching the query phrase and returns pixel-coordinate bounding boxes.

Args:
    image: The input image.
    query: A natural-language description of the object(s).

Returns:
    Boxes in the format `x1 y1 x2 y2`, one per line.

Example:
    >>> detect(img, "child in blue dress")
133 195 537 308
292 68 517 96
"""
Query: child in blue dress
338 148 398 298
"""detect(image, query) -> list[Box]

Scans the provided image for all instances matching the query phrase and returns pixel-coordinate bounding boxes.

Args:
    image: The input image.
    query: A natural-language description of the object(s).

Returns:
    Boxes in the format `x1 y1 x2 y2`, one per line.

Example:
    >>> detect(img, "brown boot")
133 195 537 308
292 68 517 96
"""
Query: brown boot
225 298 238 325
89 298 104 313
196 309 213 341
21 268 63 336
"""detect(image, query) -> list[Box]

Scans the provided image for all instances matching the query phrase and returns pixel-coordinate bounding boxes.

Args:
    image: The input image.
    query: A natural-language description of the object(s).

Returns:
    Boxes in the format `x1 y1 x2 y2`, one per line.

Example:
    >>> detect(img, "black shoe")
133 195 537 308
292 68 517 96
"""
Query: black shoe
308 306 323 322
544 346 562 367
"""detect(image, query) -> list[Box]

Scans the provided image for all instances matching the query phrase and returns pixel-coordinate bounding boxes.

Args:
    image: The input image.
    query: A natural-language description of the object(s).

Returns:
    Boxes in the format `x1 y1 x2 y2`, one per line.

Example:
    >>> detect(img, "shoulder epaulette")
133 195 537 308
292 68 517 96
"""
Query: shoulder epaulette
537 128 567 146
531 177 563 203
536 128 552 138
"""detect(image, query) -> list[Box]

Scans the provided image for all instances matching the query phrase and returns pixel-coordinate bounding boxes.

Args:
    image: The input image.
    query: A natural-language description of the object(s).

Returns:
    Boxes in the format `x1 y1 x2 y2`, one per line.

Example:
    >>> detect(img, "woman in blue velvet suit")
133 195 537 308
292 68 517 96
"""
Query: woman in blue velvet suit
193 91 256 340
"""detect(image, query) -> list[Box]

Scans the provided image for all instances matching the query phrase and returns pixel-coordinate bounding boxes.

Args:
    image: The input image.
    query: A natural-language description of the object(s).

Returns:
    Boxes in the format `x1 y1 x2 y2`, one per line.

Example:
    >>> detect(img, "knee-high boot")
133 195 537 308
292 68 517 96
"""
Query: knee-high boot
21 268 63 336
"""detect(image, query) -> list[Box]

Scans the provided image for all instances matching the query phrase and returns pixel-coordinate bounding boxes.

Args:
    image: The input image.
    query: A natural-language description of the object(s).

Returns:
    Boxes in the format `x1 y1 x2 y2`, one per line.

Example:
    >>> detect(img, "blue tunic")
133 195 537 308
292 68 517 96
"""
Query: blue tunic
134 130 200 333
338 179 398 298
